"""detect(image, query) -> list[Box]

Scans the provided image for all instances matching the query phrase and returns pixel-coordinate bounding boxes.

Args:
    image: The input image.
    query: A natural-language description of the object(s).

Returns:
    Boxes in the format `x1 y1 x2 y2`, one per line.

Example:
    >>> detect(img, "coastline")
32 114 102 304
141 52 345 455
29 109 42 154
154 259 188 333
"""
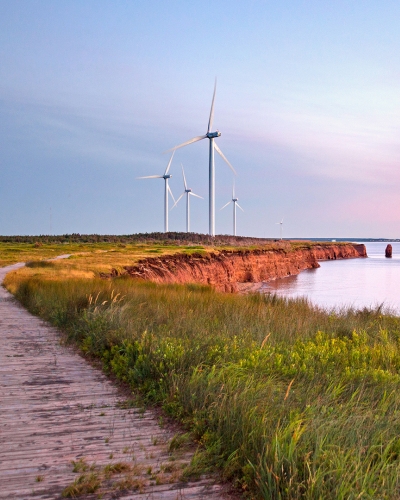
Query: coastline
122 243 367 292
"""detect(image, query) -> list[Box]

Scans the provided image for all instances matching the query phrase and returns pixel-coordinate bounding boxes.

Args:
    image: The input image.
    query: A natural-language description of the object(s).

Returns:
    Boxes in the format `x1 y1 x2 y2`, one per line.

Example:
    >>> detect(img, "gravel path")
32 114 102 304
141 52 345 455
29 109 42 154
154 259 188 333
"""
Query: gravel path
0 264 229 499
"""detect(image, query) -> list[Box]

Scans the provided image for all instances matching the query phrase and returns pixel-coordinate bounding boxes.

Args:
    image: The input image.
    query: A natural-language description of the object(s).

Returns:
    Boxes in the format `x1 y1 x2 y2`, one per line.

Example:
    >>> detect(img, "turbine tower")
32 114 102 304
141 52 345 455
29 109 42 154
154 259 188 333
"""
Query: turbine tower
220 181 244 236
167 80 235 236
171 164 203 232
276 218 284 240
137 151 176 232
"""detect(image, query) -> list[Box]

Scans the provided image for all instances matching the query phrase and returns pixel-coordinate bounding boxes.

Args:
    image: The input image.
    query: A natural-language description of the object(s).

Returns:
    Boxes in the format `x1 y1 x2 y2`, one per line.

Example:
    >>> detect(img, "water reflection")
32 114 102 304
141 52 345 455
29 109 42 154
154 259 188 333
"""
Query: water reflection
260 242 400 314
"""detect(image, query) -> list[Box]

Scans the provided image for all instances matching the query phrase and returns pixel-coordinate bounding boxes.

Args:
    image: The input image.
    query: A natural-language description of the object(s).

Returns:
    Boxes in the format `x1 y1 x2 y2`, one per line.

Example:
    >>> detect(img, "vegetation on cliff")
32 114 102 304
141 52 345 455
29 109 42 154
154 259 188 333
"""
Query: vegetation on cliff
0 237 361 272
0 240 207 268
3 241 400 499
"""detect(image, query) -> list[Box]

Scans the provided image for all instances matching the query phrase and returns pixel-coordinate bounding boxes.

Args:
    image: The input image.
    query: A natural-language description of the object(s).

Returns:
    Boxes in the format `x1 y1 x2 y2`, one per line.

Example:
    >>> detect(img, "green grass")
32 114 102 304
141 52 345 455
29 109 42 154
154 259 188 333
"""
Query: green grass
0 241 212 277
0 233 274 267
0 235 339 268
6 270 400 499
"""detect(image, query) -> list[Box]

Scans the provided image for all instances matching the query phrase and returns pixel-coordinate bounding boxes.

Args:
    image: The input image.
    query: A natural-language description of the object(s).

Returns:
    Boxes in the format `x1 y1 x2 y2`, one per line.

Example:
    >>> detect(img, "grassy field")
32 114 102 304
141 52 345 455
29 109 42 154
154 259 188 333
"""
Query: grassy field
3 239 400 499
0 240 210 271
0 236 349 276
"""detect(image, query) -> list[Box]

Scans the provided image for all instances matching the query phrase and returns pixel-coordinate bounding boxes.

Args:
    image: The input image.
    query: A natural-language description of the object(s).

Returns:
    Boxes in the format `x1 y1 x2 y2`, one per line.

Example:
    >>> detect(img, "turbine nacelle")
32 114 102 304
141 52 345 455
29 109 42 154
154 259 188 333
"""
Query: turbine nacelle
163 174 172 180
233 198 238 202
185 188 192 193
206 131 221 139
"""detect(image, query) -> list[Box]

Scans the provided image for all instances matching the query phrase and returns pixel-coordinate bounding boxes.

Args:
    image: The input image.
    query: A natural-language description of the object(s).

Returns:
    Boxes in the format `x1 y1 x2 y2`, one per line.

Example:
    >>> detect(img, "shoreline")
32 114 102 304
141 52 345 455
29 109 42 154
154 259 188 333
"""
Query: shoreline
122 243 367 292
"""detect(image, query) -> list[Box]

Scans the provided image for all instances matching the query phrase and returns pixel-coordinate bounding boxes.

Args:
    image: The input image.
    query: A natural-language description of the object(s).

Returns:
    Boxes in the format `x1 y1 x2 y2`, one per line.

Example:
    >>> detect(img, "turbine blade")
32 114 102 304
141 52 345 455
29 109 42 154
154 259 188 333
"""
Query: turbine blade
164 150 175 175
214 143 236 174
136 175 163 179
167 184 176 204
171 192 184 210
232 180 235 199
220 200 232 210
181 163 187 190
207 78 217 133
164 135 207 153
236 203 244 212
189 192 203 199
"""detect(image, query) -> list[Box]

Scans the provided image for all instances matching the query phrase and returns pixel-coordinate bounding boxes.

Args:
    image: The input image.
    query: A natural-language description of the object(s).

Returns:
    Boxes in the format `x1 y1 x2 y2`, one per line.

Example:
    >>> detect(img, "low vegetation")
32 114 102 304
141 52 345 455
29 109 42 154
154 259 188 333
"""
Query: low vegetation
0 239 207 268
3 239 399 498
62 451 177 496
0 233 348 268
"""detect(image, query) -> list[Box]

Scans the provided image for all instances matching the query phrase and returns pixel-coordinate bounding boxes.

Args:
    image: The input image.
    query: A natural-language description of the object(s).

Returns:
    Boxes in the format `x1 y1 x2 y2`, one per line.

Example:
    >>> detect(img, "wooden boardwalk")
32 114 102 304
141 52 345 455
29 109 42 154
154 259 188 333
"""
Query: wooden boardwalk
0 264 229 499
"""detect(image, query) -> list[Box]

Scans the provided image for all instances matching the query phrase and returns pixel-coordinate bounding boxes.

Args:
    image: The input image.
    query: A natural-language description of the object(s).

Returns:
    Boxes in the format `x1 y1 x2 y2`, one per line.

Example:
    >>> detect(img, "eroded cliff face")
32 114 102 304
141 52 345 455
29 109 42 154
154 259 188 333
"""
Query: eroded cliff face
123 243 367 293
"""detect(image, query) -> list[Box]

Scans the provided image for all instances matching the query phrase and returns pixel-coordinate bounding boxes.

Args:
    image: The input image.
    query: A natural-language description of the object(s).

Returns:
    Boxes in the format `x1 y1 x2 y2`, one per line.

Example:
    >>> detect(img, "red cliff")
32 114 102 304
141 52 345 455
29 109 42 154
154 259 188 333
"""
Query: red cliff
123 243 367 293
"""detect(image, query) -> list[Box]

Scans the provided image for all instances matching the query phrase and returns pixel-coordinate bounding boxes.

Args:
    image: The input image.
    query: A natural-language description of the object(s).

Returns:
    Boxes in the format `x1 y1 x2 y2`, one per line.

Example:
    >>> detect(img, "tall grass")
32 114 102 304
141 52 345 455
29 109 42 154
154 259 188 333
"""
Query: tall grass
10 275 400 499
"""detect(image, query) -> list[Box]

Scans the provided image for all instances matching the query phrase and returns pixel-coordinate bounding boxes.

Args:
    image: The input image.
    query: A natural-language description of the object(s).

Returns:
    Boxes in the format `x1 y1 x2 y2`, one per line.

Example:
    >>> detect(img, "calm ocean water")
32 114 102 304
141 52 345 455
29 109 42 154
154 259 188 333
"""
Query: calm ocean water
260 242 400 314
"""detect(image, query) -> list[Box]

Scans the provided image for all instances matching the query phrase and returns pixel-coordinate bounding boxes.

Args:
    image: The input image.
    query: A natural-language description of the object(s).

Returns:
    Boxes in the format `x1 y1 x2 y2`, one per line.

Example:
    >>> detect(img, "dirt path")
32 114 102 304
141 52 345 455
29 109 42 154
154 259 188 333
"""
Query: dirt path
0 264 229 499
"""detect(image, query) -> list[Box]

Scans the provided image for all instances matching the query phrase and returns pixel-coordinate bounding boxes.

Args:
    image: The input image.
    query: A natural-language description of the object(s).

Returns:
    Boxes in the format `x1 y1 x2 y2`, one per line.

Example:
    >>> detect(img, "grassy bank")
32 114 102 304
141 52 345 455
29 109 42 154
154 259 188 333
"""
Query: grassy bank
0 235 348 268
0 241 208 268
4 261 400 499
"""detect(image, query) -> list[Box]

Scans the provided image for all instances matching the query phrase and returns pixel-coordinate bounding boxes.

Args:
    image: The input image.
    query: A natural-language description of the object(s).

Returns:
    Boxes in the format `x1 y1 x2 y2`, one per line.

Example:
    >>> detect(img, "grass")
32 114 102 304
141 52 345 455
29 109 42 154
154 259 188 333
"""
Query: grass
0 240 210 269
0 236 342 269
1 240 215 290
61 456 177 497
4 238 397 498
5 269 400 498
1 238 323 298
62 472 101 497
62 460 147 497
103 461 132 480
71 458 91 473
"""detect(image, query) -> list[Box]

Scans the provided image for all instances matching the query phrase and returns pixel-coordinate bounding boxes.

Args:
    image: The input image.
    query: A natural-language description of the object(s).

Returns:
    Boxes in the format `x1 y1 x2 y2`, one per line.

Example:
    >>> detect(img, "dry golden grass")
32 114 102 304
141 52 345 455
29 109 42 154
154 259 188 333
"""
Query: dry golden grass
4 266 95 294
2 240 296 287
1 242 206 285
0 241 206 268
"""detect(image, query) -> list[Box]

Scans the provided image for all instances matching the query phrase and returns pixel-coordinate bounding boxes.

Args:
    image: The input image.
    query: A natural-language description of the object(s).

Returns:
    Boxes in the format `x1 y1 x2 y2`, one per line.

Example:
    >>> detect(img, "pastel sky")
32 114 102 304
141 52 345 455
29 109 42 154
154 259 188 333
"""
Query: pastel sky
1 1 400 238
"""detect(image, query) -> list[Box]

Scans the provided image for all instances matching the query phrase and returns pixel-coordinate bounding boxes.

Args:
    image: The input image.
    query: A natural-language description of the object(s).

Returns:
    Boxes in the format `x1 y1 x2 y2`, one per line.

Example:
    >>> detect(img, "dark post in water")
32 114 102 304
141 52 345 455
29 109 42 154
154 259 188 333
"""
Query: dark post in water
385 244 392 258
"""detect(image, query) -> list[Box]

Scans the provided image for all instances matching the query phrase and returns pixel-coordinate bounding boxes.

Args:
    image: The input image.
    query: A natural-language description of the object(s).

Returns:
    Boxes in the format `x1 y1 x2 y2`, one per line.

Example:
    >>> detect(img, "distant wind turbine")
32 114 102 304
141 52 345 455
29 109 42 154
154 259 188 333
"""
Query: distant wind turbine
220 181 244 236
171 164 203 233
137 151 176 232
276 218 284 240
166 80 236 237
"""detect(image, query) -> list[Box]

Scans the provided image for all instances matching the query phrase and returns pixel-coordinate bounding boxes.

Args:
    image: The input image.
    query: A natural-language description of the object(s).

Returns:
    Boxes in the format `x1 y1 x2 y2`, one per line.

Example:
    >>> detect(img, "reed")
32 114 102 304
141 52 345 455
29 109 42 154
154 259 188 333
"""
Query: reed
7 273 400 499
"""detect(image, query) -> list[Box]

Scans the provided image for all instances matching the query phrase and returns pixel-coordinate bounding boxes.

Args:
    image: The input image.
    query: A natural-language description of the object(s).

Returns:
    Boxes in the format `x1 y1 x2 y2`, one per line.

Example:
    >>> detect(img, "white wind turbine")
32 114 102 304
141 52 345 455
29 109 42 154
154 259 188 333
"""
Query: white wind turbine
171 164 203 233
220 181 244 236
276 218 284 240
137 151 176 232
166 80 236 236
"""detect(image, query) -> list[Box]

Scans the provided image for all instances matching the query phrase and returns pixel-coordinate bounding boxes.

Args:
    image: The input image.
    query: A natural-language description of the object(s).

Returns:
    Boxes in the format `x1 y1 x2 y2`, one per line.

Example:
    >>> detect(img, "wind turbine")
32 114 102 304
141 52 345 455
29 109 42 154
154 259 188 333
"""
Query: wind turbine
171 164 203 233
166 80 236 236
276 218 284 240
137 151 176 232
220 181 244 236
